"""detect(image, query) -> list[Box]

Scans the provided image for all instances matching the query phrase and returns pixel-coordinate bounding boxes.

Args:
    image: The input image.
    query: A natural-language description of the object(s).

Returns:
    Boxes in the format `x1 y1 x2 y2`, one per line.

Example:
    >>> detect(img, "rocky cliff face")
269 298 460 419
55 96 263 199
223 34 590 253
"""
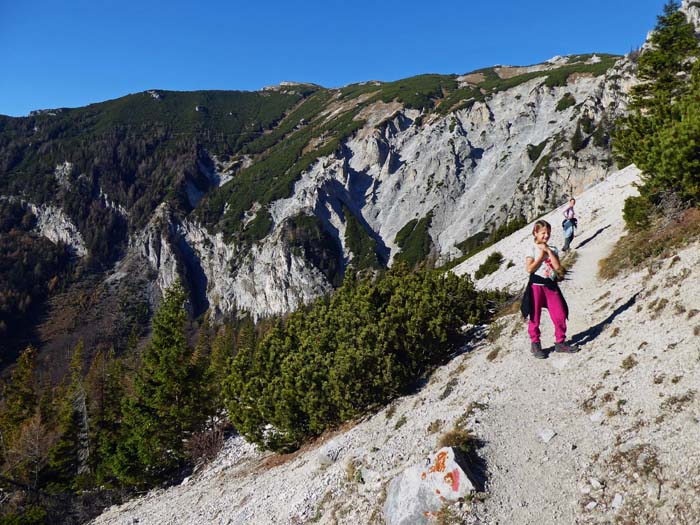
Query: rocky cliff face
123 55 635 318
683 0 700 31
5 5 700 325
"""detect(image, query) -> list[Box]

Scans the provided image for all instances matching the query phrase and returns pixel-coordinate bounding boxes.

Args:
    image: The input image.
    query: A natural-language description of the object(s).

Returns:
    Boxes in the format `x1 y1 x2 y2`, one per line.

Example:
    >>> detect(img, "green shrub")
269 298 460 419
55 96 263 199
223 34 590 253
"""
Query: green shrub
555 93 576 112
343 205 383 270
571 123 585 152
394 213 434 267
474 252 504 279
527 140 548 162
532 153 553 179
367 75 458 110
622 195 655 231
223 265 497 451
240 209 273 243
0 505 48 525
281 213 343 286
444 217 526 271
592 121 609 148
580 115 595 134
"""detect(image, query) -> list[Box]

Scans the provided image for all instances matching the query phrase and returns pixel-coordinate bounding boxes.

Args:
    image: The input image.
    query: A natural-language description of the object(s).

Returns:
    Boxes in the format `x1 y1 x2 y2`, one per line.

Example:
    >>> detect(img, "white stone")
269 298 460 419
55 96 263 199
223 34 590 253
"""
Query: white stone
589 411 605 423
539 429 557 443
612 493 623 509
383 447 476 525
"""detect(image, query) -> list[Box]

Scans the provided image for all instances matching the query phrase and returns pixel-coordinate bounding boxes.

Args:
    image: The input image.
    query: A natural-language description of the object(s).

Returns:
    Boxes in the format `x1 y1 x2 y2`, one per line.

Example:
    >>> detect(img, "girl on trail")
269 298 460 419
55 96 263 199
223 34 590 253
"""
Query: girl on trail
520 220 579 359
562 198 577 252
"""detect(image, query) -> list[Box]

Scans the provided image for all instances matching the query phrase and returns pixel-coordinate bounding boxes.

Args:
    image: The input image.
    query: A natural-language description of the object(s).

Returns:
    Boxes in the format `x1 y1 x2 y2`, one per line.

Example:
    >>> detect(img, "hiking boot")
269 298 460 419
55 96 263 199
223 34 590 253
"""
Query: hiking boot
531 342 547 359
554 341 580 353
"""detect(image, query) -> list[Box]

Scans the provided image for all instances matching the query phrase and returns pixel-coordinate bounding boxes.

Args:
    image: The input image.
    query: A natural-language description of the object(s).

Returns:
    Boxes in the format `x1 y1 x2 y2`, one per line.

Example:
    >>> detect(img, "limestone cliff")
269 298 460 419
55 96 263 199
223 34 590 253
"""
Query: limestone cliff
120 55 635 318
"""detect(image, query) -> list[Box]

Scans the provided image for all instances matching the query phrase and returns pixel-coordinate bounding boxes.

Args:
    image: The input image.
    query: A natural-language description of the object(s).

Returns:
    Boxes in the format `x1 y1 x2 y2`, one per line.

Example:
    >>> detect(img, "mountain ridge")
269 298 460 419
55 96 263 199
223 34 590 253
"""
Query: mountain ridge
0 50 632 367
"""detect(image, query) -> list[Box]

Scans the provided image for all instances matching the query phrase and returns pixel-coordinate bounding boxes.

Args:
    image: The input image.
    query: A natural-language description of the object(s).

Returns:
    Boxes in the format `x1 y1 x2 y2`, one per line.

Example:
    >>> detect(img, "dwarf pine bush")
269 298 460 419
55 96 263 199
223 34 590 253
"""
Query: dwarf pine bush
224 264 499 451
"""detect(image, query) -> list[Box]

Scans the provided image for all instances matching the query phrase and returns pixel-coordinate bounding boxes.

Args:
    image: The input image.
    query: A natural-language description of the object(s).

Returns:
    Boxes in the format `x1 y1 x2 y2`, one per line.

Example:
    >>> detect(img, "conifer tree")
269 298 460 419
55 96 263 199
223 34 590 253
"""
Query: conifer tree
614 1 698 168
0 347 38 446
45 340 91 491
110 283 209 486
612 1 700 224
85 347 125 485
207 323 236 406
571 122 585 153
631 1 697 113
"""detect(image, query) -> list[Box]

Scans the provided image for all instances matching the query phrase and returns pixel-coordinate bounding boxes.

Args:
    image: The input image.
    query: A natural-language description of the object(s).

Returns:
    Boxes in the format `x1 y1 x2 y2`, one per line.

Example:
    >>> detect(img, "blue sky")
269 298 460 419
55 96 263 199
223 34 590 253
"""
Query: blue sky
1 0 665 117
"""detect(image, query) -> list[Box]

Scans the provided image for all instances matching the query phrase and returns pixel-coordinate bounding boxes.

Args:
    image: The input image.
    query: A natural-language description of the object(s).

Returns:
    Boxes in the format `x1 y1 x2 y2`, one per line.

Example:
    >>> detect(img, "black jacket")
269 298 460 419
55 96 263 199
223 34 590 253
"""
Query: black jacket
520 274 569 321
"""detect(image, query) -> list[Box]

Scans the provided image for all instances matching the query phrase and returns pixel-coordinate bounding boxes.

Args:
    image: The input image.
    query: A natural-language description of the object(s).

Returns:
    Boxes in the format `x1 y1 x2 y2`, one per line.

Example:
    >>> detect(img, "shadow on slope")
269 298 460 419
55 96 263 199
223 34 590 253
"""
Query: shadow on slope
575 224 611 249
569 292 640 348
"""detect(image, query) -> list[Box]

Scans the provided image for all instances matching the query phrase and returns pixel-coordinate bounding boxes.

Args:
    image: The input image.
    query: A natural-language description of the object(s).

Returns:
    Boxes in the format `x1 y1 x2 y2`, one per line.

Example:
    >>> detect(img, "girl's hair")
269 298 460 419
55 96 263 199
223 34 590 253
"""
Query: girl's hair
532 220 551 235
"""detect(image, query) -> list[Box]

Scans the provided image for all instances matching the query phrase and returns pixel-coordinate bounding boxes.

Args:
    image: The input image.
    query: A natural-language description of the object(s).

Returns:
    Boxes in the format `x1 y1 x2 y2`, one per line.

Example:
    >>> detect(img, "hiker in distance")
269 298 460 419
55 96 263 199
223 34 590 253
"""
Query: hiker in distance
562 197 577 252
521 220 579 359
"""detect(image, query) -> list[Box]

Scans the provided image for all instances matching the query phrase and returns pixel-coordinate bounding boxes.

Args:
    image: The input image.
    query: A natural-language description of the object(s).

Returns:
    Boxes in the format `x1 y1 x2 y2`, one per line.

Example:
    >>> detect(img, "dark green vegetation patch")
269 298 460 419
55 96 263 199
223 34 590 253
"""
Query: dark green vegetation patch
555 93 576 112
281 213 343 286
394 213 434 267
444 217 527 271
224 265 502 451
474 251 504 279
343 205 384 271
527 140 548 162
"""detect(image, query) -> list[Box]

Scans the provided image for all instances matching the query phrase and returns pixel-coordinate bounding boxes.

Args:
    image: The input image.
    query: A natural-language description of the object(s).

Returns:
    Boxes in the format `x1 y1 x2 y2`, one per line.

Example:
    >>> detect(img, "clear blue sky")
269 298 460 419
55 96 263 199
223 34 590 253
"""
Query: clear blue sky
1 0 665 117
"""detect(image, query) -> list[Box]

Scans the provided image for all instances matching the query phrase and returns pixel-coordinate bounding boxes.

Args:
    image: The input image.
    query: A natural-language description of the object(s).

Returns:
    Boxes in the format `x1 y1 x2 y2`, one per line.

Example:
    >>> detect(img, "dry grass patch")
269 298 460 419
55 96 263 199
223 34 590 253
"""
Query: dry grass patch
594 290 612 303
394 414 407 430
599 208 700 279
428 419 443 434
621 355 638 370
660 390 696 413
439 378 459 400
438 427 478 454
648 297 668 319
493 298 521 319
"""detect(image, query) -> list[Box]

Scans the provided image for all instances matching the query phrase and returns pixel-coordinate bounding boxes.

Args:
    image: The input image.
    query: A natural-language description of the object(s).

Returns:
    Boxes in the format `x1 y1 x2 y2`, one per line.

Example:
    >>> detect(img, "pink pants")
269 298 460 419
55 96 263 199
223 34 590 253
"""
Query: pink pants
528 285 567 344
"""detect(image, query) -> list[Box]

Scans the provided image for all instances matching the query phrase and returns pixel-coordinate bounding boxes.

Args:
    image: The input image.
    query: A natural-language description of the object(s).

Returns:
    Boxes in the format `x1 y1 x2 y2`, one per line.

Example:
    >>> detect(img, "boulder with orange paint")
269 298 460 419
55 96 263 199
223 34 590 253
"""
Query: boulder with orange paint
383 447 477 525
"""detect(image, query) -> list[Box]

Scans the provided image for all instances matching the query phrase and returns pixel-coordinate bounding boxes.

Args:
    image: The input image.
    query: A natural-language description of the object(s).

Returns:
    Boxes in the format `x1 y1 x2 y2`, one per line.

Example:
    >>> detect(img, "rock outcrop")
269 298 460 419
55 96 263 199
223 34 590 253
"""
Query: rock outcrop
24 53 640 319
122 54 636 317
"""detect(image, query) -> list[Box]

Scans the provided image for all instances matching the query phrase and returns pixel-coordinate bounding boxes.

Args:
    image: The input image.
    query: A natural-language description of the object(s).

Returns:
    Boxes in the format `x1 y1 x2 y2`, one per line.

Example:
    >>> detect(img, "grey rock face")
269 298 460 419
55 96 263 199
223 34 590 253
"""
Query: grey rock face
29 56 638 319
682 0 700 32
127 203 331 319
28 203 87 257
271 57 634 274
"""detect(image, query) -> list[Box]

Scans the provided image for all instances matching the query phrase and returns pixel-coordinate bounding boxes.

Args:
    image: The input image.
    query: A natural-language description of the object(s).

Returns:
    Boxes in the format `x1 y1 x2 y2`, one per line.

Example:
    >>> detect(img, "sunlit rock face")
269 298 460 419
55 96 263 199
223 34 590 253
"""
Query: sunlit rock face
35 55 637 319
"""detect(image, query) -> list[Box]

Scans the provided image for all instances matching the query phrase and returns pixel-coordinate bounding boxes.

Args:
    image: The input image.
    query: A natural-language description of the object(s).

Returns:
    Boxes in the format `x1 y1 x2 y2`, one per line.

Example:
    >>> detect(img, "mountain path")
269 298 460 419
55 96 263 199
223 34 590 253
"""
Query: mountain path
94 166 700 525
466 213 625 524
